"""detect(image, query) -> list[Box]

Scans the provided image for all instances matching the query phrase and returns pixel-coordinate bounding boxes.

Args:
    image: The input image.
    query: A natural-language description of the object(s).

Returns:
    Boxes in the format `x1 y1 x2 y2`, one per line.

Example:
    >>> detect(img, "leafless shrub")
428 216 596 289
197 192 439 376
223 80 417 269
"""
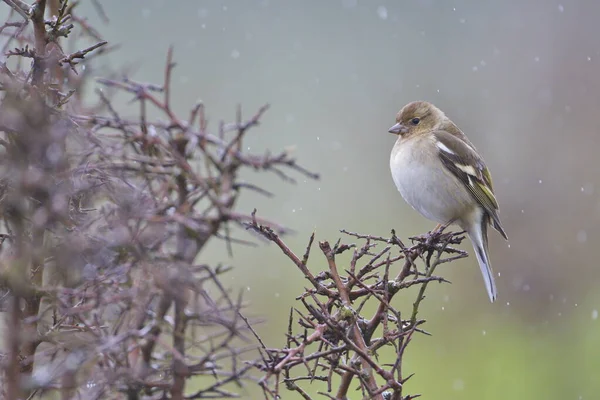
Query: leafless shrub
248 218 467 400
0 1 317 399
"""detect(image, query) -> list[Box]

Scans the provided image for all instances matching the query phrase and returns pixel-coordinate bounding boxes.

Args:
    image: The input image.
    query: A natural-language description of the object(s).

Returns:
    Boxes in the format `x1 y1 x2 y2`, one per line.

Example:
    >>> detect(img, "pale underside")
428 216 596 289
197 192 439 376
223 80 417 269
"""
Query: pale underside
389 134 478 230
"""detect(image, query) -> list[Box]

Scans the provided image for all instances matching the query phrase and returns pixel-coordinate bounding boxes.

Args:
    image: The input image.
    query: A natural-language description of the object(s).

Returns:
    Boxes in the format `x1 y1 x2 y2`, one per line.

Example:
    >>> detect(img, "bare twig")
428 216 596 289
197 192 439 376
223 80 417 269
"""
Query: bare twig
254 223 467 399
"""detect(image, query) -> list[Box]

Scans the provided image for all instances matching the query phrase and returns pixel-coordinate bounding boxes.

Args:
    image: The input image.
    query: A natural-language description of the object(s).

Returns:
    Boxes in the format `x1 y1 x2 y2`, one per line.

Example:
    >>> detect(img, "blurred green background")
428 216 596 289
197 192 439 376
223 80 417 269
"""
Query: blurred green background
19 0 600 398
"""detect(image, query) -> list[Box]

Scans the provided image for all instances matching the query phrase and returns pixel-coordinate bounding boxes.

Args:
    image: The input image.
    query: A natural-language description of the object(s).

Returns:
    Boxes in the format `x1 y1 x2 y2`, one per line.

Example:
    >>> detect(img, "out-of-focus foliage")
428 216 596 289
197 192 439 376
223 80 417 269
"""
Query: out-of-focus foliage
0 1 317 398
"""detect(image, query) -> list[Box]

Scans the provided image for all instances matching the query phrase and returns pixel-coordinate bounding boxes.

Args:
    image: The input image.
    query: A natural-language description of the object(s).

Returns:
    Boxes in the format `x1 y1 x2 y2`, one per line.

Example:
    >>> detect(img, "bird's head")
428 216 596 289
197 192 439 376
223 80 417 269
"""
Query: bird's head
388 101 446 137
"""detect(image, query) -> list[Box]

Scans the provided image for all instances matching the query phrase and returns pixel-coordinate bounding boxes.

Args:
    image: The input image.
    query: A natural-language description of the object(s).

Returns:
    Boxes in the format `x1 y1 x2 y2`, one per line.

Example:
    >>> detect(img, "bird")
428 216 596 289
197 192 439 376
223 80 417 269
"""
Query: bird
388 100 508 302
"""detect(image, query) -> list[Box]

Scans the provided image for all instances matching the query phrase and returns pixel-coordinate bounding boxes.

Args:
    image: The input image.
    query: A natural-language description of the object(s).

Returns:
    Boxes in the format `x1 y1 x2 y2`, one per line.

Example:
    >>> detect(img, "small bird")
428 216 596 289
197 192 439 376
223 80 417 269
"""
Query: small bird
388 101 508 302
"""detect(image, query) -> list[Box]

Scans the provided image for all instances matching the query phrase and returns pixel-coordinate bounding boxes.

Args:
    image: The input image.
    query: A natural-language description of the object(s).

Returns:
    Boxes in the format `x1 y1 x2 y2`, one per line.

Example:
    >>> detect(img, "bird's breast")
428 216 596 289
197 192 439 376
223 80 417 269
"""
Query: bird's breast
389 139 471 224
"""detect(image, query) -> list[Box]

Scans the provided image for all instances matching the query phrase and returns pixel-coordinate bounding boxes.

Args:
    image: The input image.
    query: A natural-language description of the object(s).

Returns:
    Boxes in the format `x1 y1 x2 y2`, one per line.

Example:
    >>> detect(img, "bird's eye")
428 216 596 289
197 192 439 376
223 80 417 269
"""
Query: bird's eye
411 117 420 125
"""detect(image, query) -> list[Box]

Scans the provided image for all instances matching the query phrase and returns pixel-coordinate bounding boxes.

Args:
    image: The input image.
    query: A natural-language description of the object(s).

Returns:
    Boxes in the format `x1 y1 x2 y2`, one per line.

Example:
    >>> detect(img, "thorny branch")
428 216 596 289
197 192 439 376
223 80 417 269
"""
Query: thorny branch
247 217 467 400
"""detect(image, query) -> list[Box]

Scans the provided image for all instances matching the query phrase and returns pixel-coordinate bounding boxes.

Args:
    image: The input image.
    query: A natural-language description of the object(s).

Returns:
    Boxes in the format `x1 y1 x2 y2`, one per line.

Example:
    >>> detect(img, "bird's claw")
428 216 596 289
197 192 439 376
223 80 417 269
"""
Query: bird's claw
409 227 461 248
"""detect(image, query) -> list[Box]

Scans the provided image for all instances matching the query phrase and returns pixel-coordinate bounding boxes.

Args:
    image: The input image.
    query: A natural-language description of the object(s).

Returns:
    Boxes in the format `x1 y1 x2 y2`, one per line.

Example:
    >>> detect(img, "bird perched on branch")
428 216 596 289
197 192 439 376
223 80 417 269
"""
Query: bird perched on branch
388 101 508 302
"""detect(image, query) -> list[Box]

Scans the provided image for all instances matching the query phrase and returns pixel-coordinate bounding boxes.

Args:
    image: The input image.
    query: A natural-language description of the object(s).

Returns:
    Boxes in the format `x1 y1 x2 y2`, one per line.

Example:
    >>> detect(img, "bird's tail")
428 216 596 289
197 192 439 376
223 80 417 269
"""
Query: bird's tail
467 215 497 302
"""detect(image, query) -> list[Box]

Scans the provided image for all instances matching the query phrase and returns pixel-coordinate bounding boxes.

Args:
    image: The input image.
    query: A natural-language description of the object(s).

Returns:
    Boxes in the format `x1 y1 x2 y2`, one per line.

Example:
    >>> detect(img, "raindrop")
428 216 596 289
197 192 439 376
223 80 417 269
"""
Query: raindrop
582 183 595 194
482 330 487 335
376 6 388 20
587 56 592 61
538 179 543 183
506 302 510 306
459 18 466 23
230 49 240 59
576 230 587 243
472 66 478 72
592 310 598 320
558 4 564 12
534 56 540 62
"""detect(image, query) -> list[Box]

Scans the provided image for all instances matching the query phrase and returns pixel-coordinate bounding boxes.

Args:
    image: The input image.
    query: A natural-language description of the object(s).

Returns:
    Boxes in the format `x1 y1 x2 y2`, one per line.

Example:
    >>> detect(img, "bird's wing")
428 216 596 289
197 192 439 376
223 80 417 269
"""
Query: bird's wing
433 130 508 240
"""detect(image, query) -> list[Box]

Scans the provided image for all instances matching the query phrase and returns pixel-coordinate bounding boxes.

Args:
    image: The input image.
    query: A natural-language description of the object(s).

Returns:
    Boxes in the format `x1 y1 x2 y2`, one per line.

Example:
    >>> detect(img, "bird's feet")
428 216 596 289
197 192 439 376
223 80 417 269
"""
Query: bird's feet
410 222 458 247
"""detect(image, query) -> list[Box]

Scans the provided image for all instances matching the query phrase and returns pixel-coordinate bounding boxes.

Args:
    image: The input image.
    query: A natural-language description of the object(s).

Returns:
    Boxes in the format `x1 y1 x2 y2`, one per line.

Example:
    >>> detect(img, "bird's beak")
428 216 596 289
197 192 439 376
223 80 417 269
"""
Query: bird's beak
388 122 408 135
